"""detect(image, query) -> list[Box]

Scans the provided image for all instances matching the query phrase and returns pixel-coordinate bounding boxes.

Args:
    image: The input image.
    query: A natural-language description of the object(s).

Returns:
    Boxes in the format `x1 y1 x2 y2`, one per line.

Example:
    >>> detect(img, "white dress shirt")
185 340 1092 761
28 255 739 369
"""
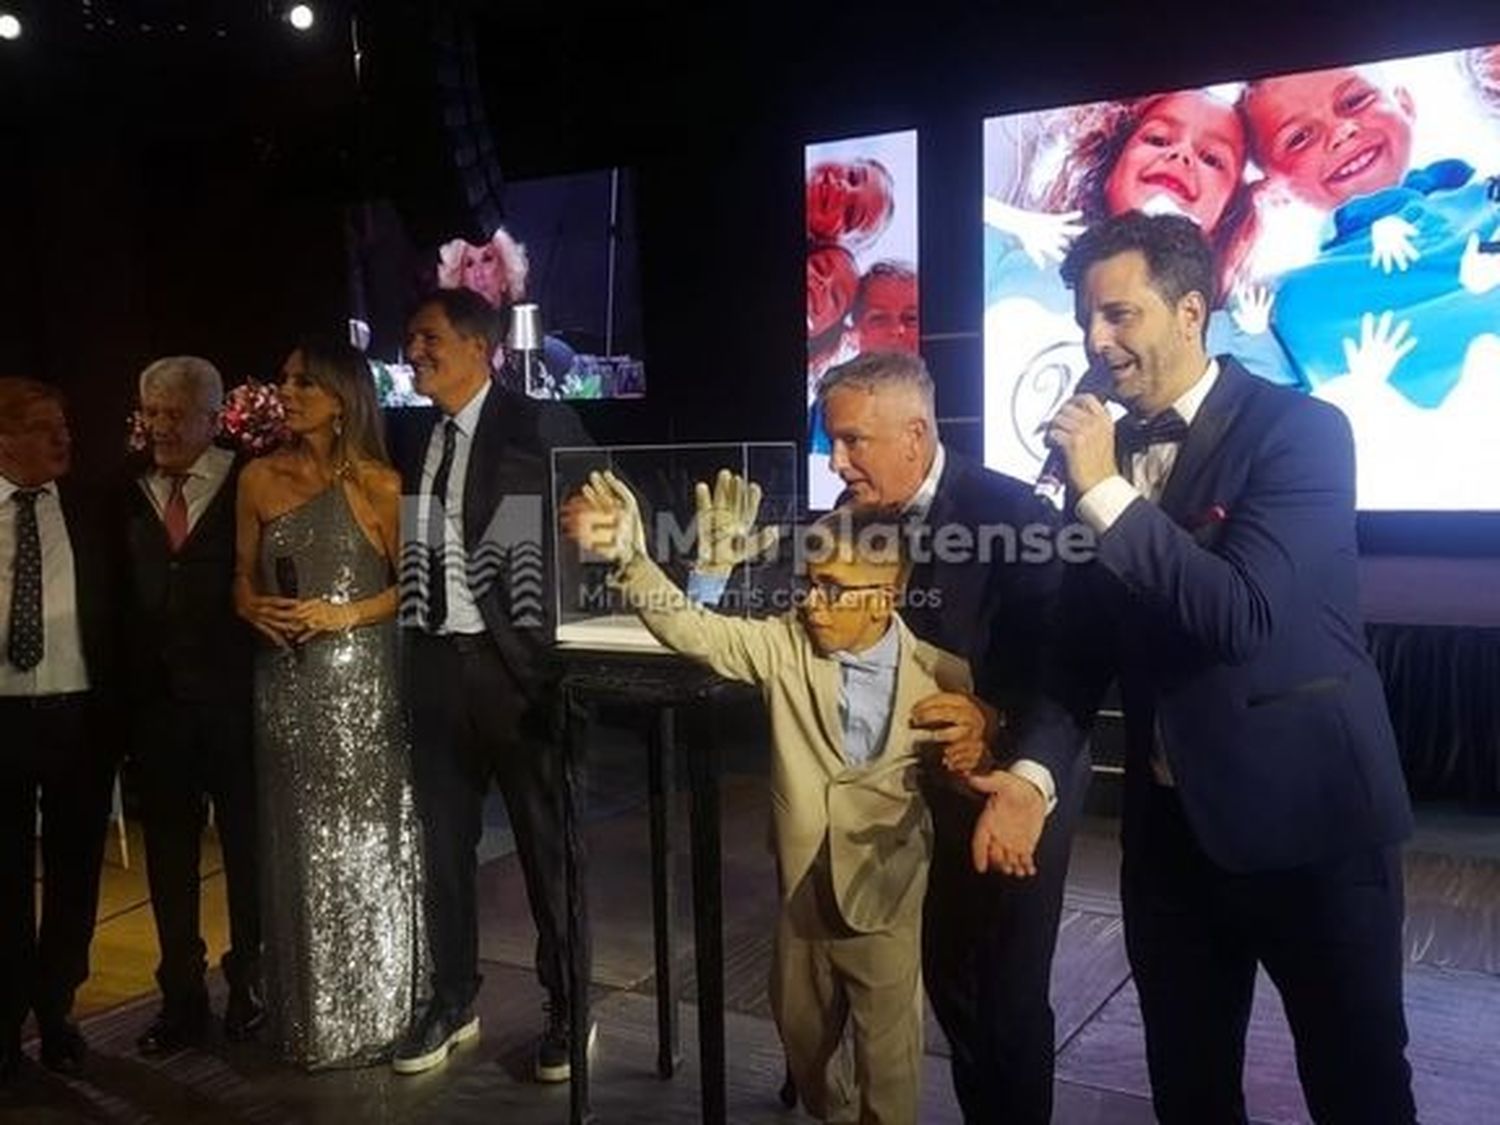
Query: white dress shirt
1075 359 1221 787
0 476 90 696
903 442 947 522
1077 359 1221 532
138 445 235 534
416 380 490 635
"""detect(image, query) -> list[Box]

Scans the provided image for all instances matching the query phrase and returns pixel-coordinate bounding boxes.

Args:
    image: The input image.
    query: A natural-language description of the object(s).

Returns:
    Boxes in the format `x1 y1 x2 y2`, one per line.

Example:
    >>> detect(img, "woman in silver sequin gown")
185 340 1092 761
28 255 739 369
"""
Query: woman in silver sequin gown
233 340 423 1069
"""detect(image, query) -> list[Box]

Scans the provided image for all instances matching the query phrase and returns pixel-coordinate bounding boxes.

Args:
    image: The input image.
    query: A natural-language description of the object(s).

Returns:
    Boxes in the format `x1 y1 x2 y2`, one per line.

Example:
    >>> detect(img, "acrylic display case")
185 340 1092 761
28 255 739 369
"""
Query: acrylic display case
552 442 799 652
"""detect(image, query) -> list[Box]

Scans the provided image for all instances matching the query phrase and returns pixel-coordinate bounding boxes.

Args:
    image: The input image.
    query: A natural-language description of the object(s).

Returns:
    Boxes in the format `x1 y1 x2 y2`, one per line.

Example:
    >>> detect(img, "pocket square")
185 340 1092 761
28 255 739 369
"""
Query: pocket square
1187 503 1228 530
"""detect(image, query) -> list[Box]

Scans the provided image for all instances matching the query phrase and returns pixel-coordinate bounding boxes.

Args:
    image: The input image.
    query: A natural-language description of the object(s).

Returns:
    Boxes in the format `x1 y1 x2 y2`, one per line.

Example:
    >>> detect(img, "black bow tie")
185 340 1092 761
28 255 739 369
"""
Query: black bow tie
1118 409 1189 456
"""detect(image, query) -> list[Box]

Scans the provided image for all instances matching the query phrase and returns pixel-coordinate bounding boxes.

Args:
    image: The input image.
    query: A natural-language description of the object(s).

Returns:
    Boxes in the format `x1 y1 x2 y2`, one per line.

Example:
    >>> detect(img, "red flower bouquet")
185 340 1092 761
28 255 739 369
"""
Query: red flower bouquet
219 380 289 456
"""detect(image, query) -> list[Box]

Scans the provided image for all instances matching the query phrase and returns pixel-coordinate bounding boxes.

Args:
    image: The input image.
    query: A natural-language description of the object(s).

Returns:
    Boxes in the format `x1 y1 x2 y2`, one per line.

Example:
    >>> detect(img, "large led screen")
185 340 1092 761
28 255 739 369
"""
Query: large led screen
806 129 919 509
984 44 1500 510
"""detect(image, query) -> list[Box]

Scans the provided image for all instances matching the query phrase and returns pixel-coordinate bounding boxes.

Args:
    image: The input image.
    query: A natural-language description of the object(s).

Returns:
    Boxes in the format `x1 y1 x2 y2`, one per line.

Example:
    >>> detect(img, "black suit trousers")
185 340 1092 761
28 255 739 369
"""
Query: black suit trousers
922 749 1092 1125
406 632 588 1017
131 697 259 1007
0 695 114 1032
1122 783 1416 1125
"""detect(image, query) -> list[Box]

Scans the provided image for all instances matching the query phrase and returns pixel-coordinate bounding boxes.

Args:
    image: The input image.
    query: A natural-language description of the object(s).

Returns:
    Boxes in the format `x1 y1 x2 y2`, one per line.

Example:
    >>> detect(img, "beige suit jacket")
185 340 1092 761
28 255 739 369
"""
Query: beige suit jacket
616 555 972 934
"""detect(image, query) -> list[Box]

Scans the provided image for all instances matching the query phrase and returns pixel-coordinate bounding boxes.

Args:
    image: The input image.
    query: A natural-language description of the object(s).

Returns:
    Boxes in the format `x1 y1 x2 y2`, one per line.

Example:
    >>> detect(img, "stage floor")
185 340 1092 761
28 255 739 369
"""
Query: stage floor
6 725 1499 1124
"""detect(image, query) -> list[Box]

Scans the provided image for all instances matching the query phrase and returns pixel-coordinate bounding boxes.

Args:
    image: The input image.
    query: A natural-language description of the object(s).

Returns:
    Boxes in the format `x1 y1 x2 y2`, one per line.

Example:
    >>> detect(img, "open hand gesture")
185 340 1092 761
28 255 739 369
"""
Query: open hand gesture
561 469 646 565
693 469 780 577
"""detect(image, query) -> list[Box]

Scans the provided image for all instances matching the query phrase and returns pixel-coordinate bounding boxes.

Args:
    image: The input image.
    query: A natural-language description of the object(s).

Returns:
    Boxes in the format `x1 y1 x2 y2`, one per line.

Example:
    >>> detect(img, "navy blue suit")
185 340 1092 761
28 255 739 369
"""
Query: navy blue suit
897 452 1083 1125
1023 357 1415 1123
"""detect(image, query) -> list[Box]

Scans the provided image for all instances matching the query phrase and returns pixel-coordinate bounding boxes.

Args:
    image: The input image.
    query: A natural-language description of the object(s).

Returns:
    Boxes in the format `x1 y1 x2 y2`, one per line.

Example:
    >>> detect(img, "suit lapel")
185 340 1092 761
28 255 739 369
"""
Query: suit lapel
808 649 848 772
1157 358 1252 521
874 619 919 766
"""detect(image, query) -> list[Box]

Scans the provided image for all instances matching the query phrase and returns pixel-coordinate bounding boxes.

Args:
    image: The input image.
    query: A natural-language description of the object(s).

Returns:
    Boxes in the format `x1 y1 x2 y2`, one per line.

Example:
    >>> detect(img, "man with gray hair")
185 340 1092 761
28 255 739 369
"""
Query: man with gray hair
817 349 1084 1124
119 355 263 1054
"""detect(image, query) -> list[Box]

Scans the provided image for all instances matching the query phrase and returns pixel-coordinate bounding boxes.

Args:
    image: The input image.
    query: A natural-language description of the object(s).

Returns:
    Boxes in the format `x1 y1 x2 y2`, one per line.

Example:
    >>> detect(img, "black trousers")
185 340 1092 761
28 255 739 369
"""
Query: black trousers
1122 783 1416 1125
922 750 1091 1125
0 694 114 1033
407 632 588 1016
131 696 259 1010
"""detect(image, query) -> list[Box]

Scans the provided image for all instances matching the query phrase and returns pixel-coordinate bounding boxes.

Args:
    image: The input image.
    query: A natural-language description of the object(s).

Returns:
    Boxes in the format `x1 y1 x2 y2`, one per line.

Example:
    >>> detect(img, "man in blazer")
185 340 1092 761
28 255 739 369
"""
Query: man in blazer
0 378 121 1082
568 483 971 1124
119 356 262 1053
817 351 1077 1124
968 212 1416 1123
390 288 592 1079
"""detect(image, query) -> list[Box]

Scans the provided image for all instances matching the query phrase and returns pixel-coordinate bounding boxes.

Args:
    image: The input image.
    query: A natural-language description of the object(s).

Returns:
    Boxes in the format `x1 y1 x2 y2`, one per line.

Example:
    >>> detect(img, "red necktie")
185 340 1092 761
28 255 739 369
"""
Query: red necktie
164 473 189 552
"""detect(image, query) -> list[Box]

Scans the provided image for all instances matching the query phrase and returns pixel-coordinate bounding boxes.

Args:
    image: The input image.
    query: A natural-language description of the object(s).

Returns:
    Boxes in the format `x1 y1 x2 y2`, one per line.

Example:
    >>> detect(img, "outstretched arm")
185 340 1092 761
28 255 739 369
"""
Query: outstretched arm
561 470 786 683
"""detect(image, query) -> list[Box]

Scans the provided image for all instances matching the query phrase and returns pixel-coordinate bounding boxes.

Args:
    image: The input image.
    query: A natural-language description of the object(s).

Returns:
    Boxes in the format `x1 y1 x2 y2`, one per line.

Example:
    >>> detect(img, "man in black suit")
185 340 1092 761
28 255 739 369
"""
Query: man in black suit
967 213 1416 1123
0 377 120 1082
119 356 262 1054
390 288 592 1079
816 352 1080 1124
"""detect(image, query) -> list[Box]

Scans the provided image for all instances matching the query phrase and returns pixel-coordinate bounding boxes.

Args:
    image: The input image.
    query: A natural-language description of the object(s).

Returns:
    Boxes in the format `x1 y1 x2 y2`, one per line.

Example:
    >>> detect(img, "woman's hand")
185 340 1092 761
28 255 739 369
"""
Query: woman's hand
285 598 358 640
237 594 304 648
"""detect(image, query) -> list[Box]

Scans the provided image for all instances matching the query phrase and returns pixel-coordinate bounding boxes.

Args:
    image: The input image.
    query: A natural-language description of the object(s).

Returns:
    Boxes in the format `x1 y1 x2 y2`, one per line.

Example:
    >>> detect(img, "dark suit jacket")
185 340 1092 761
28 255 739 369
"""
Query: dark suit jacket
117 454 253 706
55 481 123 716
901 450 1062 722
392 380 590 695
1021 357 1413 873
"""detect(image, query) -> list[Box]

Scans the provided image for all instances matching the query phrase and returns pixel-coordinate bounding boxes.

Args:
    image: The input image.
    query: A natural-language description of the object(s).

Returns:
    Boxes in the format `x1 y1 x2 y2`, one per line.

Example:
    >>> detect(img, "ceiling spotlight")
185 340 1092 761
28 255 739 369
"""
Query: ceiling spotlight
0 12 22 41
287 4 314 31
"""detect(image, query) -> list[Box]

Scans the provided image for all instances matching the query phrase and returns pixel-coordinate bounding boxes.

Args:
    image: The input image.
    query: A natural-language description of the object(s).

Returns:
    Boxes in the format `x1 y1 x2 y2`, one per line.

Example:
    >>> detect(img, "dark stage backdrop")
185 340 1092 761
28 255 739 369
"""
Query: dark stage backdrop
5 0 1500 523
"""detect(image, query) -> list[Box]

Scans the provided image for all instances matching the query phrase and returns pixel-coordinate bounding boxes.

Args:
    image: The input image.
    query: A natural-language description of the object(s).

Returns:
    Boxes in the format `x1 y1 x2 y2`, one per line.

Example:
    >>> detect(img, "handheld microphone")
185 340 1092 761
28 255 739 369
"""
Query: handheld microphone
274 555 298 599
273 556 304 658
1034 362 1114 507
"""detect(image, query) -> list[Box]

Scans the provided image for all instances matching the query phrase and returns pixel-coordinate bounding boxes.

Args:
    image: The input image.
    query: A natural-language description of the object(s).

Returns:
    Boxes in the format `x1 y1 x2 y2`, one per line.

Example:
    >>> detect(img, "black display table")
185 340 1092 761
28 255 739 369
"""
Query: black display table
557 649 754 1125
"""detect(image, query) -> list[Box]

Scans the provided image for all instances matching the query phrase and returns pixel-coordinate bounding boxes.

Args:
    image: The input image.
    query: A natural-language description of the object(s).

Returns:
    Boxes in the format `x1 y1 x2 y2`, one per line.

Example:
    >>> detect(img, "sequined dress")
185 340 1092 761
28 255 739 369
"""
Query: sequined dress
255 483 424 1069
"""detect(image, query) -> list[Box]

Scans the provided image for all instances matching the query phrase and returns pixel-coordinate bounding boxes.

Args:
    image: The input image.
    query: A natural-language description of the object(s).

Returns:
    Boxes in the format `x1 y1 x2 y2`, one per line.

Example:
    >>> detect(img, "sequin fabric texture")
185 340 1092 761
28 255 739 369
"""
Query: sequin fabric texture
255 483 425 1069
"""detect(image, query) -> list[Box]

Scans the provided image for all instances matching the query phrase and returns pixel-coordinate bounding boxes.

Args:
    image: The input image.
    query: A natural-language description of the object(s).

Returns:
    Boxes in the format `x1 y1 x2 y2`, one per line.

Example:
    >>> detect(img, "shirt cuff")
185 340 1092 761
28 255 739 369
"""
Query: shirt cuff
1007 758 1058 815
1076 475 1140 535
685 570 731 607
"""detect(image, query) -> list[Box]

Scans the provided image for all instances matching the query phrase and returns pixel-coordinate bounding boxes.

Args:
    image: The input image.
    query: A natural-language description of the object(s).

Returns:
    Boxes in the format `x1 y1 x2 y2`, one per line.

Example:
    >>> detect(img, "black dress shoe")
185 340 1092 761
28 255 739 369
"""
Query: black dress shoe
39 1021 86 1077
391 1002 479 1075
137 1006 209 1056
223 983 265 1042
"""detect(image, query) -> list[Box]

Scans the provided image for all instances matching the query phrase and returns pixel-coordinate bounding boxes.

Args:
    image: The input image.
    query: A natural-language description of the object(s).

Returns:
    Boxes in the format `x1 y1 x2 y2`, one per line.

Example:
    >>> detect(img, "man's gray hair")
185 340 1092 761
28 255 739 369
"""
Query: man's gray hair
138 356 225 411
815 350 936 418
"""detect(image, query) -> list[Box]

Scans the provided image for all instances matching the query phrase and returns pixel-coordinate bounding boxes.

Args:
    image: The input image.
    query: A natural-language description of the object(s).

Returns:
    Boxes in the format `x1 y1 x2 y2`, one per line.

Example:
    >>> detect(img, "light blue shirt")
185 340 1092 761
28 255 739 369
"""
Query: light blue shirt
832 621 900 768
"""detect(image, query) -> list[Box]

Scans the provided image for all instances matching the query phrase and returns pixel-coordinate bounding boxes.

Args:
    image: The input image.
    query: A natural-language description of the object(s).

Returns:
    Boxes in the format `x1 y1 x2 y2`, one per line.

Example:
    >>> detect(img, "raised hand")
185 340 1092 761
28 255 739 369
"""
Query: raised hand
692 469 781 578
966 769 1047 878
561 469 646 565
1459 228 1500 295
983 197 1086 269
1369 215 1420 274
1230 284 1275 336
1340 311 1418 384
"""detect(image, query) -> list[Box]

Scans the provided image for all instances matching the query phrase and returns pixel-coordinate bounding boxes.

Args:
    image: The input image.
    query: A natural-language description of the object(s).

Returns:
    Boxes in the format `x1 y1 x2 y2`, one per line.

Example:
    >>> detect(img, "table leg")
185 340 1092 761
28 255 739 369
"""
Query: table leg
686 710 726 1125
647 705 681 1078
563 687 594 1124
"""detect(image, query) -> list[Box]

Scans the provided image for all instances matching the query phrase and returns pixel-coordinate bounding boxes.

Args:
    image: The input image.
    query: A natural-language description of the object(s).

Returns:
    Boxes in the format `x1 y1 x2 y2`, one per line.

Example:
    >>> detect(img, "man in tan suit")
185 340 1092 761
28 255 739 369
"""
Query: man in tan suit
565 472 972 1125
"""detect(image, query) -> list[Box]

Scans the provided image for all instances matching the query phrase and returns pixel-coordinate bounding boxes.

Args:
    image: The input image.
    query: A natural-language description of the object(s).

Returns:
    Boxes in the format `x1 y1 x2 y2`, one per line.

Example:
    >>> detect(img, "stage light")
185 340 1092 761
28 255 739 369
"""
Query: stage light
287 4 314 31
0 12 22 41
